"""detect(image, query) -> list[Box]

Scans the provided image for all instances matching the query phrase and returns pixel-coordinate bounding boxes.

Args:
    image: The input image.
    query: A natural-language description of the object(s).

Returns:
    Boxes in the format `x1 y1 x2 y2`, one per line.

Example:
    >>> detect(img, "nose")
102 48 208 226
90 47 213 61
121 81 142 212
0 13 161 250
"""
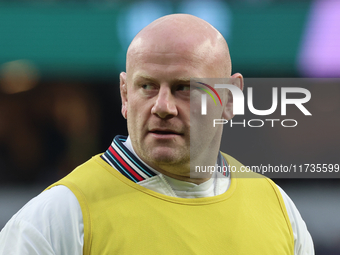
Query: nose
151 86 178 119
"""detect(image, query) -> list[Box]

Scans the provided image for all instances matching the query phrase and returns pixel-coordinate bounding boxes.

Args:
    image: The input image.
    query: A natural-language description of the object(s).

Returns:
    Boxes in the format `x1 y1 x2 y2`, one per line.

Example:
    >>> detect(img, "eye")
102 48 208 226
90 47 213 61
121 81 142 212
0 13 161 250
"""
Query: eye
177 84 190 92
142 84 154 90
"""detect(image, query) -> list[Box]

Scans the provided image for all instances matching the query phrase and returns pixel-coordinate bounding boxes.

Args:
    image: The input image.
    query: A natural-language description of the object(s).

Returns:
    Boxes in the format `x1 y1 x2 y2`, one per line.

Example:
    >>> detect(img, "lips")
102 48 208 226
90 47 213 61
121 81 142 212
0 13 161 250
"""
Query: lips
149 129 182 135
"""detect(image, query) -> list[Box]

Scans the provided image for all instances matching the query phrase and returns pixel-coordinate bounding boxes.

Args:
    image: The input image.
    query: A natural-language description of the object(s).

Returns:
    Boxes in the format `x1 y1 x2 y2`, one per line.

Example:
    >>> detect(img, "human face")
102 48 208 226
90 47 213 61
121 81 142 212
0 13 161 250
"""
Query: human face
120 46 227 173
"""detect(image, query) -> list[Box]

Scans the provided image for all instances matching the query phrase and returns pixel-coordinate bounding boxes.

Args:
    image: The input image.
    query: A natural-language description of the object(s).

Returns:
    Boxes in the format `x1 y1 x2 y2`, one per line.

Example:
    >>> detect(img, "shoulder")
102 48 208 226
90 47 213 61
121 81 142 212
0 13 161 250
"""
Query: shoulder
221 152 314 254
276 185 315 255
12 186 82 228
0 186 83 255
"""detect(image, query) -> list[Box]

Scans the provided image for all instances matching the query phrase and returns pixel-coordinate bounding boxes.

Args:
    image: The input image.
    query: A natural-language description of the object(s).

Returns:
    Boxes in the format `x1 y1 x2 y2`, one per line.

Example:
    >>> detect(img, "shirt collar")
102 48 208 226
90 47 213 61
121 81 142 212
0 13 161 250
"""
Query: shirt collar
101 135 228 183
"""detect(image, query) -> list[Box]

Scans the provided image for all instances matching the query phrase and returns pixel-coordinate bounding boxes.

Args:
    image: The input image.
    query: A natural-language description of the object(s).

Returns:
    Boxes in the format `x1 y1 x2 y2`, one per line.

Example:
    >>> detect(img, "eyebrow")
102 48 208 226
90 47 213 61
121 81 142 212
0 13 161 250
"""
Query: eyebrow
134 74 192 84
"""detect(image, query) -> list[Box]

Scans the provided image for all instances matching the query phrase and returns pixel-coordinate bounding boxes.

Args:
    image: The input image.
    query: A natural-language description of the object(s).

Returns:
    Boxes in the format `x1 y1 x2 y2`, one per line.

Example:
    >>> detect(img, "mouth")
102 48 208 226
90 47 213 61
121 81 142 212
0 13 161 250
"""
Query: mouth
149 129 183 138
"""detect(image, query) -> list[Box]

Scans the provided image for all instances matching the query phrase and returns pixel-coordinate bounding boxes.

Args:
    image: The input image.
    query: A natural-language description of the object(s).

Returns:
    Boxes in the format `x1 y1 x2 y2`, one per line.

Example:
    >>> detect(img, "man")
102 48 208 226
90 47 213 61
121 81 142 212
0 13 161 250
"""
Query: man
0 14 314 254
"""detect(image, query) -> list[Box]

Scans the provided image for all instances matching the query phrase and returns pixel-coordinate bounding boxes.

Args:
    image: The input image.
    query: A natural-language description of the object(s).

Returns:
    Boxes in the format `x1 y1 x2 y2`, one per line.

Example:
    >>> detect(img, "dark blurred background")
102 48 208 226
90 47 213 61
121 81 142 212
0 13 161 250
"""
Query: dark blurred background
0 0 339 254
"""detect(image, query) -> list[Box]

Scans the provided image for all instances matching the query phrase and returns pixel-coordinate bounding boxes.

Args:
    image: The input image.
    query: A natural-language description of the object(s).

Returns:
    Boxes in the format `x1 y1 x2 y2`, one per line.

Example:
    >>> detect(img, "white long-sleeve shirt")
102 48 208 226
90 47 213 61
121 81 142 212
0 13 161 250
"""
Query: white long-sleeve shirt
0 137 314 254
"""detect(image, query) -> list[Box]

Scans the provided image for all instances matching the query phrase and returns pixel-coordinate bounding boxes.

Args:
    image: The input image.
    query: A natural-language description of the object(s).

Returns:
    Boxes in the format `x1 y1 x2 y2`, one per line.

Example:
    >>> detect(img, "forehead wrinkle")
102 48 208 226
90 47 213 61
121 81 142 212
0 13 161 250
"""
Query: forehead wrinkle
129 38 214 59
129 45 218 73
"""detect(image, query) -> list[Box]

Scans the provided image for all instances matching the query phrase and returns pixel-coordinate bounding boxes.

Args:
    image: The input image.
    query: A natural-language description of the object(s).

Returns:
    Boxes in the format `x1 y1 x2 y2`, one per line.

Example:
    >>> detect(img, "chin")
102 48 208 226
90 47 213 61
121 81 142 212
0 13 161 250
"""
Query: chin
147 148 188 165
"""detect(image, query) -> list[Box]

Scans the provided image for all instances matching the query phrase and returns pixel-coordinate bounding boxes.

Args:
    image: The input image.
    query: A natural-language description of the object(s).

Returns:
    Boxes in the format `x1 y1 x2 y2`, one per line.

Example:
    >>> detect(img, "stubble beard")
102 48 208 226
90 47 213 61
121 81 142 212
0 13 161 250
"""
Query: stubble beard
142 141 189 165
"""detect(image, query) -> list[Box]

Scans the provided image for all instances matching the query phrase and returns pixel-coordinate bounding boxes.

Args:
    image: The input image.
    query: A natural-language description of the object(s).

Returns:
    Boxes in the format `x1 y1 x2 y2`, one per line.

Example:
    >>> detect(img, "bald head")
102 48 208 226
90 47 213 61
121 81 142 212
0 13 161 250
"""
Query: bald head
126 14 231 77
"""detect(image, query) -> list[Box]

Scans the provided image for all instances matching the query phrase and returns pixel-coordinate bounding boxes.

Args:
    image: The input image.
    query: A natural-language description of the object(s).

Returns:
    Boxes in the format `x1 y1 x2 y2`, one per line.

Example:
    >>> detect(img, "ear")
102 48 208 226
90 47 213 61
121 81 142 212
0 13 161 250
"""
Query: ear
120 72 128 119
222 73 244 120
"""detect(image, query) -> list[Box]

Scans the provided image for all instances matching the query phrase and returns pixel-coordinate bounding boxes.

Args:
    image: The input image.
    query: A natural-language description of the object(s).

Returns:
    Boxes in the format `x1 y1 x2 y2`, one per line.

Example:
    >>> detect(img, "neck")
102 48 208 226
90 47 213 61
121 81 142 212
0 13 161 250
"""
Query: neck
149 163 212 185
